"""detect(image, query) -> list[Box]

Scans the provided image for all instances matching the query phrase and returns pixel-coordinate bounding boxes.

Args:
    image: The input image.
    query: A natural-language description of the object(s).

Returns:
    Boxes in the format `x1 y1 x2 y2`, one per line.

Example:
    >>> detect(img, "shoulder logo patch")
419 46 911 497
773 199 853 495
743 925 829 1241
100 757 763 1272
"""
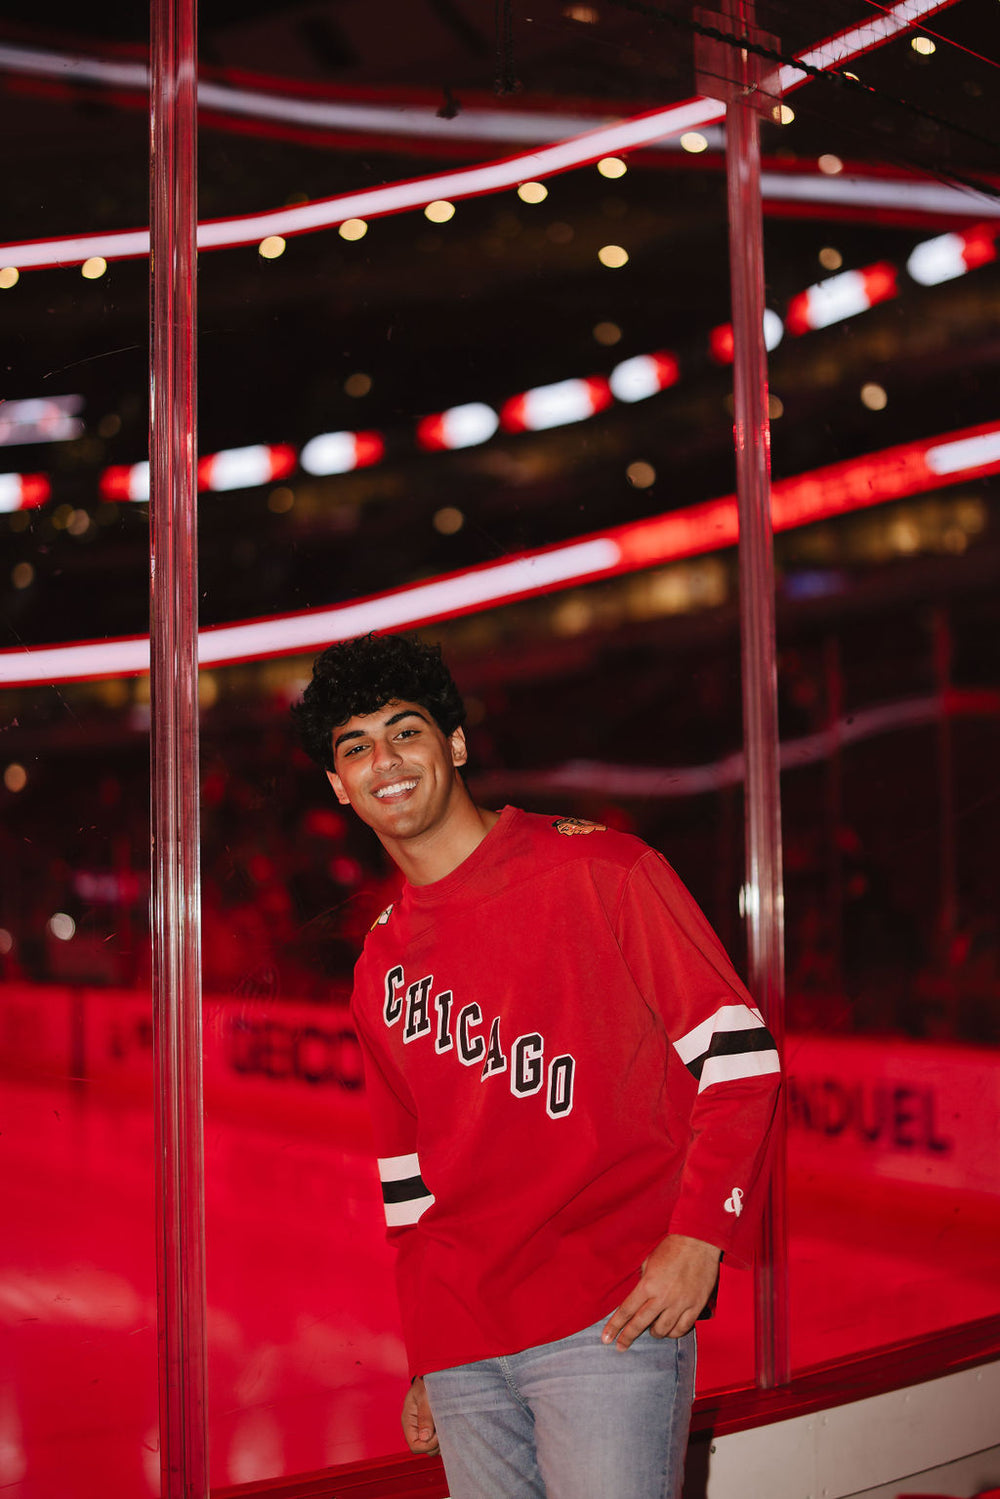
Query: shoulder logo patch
370 903 394 930
552 817 607 836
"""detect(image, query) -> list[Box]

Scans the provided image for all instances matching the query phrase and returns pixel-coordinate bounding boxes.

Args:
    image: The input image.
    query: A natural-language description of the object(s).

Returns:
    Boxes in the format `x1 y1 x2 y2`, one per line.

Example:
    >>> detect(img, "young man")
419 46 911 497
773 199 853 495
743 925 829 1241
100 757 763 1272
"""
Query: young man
294 632 781 1499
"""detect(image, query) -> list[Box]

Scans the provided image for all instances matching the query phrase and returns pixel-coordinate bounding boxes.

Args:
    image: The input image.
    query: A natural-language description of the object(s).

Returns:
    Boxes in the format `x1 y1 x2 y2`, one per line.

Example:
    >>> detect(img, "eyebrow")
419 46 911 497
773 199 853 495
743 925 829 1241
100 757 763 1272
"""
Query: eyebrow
333 708 430 753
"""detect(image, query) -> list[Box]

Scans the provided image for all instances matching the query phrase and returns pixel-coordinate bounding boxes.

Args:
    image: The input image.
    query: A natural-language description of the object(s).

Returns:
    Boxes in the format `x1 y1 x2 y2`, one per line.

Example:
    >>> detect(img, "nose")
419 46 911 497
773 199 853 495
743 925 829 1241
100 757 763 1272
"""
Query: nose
371 736 402 773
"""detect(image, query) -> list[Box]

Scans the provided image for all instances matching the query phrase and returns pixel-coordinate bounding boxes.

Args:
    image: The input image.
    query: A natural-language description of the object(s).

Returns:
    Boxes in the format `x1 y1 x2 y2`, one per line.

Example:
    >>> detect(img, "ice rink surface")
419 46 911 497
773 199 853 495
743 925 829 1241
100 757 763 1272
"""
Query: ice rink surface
3 1074 1000 1497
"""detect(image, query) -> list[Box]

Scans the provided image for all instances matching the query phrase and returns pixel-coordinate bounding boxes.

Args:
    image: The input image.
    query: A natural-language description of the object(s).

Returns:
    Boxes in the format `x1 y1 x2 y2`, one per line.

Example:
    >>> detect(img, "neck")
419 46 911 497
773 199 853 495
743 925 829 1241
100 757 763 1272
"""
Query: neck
382 793 500 887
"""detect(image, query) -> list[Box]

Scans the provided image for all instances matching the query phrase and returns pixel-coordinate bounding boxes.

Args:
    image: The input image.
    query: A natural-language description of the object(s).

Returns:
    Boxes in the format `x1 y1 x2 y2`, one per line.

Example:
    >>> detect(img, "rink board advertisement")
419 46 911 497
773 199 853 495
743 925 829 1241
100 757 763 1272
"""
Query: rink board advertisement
2 983 998 1198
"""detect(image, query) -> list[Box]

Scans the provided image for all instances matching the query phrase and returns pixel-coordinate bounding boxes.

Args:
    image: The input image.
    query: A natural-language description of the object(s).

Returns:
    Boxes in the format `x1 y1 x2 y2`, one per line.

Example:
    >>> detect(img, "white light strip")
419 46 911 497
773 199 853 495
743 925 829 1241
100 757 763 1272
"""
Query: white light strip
195 99 725 249
0 41 724 151
761 171 1000 220
199 83 709 151
925 430 1000 476
0 99 723 270
0 635 153 682
0 0 963 272
0 537 620 685
777 0 957 90
0 475 25 512
199 539 620 665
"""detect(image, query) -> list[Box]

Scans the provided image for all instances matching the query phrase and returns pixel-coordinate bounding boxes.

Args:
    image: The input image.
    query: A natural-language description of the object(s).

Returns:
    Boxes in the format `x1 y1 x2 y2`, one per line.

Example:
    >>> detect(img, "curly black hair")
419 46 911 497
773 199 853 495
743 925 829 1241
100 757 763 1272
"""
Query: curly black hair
292 632 466 771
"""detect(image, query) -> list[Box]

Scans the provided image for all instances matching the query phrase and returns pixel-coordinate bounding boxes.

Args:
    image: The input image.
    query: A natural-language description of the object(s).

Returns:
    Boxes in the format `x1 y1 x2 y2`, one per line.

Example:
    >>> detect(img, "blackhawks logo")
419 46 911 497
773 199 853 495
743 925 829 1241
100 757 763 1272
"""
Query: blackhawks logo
553 817 607 836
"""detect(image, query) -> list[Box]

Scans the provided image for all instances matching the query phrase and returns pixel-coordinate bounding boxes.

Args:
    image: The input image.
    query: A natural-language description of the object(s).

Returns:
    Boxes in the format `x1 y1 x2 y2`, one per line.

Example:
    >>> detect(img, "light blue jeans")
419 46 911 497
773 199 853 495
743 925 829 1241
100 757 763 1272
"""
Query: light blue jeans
423 1317 696 1499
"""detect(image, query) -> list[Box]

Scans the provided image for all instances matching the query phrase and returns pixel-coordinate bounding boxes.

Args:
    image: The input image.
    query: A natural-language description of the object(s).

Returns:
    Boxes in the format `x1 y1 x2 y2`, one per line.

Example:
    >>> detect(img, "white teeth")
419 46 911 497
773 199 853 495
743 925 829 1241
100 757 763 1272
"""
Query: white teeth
374 780 418 799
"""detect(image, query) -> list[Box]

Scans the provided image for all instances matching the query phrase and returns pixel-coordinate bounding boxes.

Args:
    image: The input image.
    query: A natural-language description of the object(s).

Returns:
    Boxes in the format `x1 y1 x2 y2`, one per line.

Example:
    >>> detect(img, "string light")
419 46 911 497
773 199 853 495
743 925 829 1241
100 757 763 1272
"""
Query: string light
3 762 27 791
860 382 888 410
626 461 656 488
433 506 465 534
258 235 286 258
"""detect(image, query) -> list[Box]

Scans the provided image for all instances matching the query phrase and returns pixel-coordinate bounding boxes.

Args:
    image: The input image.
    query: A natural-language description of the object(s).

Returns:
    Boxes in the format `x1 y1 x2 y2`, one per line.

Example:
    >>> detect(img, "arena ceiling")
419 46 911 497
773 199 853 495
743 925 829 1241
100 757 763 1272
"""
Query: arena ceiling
1 0 998 663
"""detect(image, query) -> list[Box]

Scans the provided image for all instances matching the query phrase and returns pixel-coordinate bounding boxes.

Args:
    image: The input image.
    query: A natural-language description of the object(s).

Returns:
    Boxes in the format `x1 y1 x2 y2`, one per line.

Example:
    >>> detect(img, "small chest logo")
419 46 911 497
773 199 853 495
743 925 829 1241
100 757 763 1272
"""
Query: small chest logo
553 817 607 836
724 1187 744 1218
370 903 394 930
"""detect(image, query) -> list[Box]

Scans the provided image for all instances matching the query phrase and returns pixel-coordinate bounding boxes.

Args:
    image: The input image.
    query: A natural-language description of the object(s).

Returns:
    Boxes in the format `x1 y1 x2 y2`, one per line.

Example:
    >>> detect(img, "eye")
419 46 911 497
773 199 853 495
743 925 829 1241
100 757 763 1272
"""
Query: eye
342 742 367 757
396 728 419 740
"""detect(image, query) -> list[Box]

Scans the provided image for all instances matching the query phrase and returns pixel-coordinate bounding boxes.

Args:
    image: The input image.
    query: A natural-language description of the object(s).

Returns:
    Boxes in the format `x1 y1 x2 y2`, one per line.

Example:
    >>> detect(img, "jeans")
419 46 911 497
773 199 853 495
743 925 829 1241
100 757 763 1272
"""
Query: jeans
423 1317 696 1499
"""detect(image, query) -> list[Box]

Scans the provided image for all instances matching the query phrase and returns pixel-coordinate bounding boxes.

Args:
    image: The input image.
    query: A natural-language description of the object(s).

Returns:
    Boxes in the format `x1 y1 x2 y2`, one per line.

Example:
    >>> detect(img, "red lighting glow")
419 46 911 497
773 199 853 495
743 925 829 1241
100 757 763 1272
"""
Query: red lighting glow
709 325 736 364
197 443 297 492
609 353 680 403
501 376 613 432
299 431 384 476
786 262 898 335
0 472 51 512
907 224 999 286
416 403 500 452
99 465 148 502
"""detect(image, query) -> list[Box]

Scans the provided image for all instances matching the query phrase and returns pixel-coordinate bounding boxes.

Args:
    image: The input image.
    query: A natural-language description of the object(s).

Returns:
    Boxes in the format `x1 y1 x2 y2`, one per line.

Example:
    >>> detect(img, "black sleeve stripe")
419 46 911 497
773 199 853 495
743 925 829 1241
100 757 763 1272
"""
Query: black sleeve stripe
382 1174 432 1205
686 1026 777 1082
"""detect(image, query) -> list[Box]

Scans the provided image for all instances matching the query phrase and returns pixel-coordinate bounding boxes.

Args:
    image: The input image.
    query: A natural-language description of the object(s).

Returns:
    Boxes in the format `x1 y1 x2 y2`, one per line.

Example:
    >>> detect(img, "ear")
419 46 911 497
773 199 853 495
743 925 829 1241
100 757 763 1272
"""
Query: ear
326 769 352 806
449 726 468 768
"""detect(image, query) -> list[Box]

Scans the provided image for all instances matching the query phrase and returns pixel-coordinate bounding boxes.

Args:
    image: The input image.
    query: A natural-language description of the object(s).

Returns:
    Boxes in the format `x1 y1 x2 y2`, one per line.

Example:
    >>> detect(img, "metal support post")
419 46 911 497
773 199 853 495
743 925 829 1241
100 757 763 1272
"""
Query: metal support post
149 0 209 1490
702 0 792 1390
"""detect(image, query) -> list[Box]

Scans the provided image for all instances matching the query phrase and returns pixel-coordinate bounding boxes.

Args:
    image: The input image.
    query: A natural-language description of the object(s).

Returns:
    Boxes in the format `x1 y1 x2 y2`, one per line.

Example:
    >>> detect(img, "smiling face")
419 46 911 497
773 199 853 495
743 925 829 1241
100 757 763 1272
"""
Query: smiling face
326 699 469 852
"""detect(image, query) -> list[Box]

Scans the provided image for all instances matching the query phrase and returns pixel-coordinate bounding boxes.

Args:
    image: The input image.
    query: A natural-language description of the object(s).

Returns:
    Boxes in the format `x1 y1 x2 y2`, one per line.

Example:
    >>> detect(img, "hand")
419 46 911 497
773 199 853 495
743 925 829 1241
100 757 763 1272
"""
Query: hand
601 1234 721 1351
401 1376 440 1456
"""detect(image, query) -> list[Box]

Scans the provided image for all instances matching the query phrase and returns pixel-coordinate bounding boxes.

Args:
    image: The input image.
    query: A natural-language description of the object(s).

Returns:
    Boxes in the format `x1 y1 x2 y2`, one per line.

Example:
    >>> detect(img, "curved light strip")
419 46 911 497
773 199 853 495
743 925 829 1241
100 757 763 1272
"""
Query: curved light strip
2 416 997 688
0 0 962 272
469 689 1000 801
775 0 959 88
0 99 722 271
0 41 724 152
761 172 1000 220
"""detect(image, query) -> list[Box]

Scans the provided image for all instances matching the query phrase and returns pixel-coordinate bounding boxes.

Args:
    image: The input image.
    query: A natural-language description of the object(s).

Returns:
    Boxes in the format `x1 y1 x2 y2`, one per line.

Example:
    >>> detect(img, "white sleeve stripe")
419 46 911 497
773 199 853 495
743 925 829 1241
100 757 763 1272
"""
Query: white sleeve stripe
378 1151 421 1182
385 1193 435 1227
673 1004 766 1064
698 1050 781 1093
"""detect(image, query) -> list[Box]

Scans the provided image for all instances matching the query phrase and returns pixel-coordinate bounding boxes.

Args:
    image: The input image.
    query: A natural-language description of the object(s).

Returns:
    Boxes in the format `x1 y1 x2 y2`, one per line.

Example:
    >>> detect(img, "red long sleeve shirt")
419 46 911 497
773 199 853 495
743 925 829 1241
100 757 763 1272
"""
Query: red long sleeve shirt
350 807 781 1377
